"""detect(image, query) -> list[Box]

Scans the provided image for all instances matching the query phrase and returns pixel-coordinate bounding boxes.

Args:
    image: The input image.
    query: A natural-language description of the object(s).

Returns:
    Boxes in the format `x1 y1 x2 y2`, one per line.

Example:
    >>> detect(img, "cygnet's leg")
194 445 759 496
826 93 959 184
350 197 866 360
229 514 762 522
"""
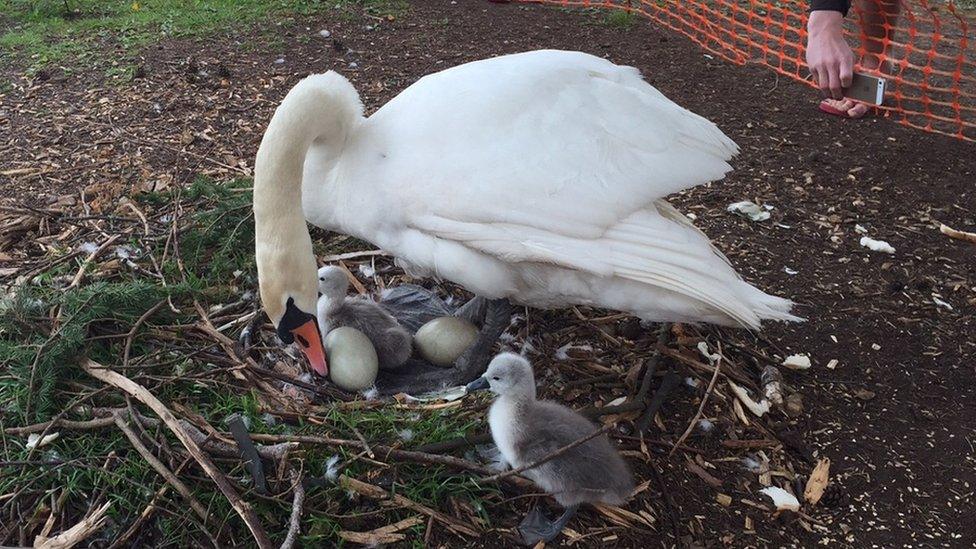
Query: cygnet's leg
453 298 511 383
518 504 579 546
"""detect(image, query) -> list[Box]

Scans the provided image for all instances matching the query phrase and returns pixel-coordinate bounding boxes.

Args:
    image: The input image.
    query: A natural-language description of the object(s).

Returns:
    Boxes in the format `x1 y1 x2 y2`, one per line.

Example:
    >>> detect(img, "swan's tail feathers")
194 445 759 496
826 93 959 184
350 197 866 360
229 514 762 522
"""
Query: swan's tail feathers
255 71 363 182
607 210 803 329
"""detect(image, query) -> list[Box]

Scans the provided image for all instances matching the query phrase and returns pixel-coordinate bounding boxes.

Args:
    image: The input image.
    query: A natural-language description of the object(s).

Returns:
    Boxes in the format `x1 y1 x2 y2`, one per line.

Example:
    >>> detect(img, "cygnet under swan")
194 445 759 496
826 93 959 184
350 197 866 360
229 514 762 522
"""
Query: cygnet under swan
466 353 634 545
317 266 412 371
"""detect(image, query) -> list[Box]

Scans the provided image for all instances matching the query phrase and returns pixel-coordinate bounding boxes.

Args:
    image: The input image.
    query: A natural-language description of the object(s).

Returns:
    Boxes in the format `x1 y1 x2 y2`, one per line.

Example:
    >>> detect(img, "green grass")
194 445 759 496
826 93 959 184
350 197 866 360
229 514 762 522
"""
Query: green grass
602 8 639 29
0 0 408 71
0 175 489 546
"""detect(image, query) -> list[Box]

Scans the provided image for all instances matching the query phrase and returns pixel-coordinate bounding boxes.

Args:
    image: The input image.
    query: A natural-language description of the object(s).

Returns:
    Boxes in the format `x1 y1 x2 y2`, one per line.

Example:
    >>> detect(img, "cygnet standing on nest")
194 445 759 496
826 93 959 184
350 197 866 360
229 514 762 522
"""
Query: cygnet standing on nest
465 353 634 545
317 266 412 370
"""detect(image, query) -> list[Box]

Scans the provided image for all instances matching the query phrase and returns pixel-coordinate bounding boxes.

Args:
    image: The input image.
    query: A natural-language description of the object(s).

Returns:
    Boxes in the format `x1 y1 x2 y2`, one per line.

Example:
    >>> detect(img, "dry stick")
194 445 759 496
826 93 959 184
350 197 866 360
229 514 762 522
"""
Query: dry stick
279 468 306 549
339 475 479 537
112 412 210 523
67 234 120 289
122 299 168 368
80 358 274 549
108 455 197 549
480 424 613 484
248 433 534 491
669 344 723 457
4 416 116 435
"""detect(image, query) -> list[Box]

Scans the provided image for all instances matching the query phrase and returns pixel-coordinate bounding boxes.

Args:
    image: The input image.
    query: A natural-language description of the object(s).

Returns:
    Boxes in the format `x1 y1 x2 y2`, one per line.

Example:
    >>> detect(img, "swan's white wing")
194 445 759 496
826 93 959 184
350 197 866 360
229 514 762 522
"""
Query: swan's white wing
349 50 793 326
369 50 738 240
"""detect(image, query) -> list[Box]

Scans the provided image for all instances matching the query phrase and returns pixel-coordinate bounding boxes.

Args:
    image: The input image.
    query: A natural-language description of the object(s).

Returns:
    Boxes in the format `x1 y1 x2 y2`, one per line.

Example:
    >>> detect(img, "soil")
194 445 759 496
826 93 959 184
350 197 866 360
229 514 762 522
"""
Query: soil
1 1 974 547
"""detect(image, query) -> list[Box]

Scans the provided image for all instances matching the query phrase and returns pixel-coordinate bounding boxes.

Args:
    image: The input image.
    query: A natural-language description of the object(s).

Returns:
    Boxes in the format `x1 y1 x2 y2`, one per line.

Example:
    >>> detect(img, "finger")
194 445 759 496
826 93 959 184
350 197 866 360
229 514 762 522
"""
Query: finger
828 64 843 99
815 68 830 96
840 55 854 89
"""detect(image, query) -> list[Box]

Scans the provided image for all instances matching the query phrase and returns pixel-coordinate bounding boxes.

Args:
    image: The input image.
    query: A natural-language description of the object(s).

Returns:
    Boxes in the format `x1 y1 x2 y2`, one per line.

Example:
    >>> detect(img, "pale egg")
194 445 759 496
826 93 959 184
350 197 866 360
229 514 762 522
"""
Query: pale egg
414 316 478 367
324 326 378 391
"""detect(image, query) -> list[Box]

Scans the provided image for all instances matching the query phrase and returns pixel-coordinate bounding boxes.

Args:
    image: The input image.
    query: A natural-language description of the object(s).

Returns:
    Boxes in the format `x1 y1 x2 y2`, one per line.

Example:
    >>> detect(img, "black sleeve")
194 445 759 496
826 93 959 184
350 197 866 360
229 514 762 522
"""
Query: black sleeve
810 0 850 16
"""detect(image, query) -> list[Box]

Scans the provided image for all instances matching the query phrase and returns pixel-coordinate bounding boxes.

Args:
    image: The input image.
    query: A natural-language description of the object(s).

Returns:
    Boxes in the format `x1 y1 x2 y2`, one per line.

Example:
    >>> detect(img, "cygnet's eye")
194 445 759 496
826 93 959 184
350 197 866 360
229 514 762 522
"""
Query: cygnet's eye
492 376 500 381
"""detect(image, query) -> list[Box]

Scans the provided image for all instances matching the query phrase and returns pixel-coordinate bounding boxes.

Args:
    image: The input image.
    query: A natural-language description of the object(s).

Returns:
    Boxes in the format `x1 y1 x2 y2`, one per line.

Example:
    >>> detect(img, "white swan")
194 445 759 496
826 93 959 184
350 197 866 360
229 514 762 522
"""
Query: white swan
253 50 798 378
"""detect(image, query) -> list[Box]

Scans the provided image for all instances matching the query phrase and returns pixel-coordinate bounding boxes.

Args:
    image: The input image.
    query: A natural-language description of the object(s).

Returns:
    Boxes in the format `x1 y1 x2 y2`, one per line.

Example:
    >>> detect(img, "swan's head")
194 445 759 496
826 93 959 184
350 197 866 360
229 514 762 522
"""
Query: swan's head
257 245 328 377
465 352 536 399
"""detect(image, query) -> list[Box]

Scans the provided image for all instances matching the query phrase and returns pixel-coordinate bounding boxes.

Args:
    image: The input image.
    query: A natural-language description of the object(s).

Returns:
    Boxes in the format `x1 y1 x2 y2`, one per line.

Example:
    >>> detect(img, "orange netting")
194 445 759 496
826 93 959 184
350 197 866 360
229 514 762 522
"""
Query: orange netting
520 0 976 142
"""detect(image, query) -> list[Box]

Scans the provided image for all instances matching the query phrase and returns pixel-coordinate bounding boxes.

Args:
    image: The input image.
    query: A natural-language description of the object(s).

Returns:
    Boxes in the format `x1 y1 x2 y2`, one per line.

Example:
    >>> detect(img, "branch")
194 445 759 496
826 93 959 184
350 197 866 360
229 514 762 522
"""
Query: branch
112 412 210 523
80 358 274 549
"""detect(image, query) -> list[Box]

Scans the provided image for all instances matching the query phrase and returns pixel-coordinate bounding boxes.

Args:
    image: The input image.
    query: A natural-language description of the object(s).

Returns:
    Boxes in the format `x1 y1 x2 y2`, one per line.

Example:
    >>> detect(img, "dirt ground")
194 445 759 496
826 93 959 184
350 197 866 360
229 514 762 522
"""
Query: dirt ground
2 1 974 547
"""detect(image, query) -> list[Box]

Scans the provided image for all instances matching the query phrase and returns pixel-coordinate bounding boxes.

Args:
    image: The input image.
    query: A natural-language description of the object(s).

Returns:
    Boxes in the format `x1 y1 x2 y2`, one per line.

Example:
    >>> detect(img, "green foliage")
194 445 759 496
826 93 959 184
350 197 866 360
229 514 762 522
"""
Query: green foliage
0 0 409 70
603 9 639 29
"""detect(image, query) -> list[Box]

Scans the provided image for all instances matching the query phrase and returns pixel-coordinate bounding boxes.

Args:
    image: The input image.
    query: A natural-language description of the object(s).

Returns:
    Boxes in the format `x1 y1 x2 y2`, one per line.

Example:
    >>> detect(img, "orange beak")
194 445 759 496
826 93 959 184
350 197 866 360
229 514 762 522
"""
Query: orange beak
291 318 328 376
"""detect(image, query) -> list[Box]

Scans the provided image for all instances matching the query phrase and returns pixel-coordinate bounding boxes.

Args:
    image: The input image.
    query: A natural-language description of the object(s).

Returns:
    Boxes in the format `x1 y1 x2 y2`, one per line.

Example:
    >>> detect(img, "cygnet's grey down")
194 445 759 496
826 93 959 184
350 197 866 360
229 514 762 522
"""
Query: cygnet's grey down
466 353 634 545
317 266 412 371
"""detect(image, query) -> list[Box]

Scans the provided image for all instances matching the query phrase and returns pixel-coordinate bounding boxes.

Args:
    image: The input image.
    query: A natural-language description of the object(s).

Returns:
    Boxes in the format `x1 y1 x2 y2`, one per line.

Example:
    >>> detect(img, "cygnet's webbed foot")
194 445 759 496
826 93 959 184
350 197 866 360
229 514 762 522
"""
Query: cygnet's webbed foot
518 505 579 546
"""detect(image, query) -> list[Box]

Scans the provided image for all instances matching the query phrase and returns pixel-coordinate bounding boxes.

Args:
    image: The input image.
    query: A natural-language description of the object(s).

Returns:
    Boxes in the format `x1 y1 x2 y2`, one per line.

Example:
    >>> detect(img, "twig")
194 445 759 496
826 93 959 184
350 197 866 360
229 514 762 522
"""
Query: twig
279 468 306 549
339 475 479 537
248 433 534 490
319 249 388 262
669 343 722 457
4 416 116 435
80 358 274 549
67 234 120 289
112 412 210 523
480 424 612 484
33 501 112 549
122 299 167 368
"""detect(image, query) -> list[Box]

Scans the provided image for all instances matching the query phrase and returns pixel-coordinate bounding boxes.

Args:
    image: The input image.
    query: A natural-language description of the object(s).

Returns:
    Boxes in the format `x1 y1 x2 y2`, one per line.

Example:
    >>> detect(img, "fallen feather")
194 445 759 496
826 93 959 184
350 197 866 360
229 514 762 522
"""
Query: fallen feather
859 236 895 254
782 354 811 370
854 224 868 234
605 396 627 407
760 486 801 512
783 266 799 275
26 432 60 449
728 380 770 417
804 458 831 505
696 341 721 364
555 343 592 360
410 385 468 402
727 200 771 222
698 419 715 432
397 429 414 442
324 455 341 481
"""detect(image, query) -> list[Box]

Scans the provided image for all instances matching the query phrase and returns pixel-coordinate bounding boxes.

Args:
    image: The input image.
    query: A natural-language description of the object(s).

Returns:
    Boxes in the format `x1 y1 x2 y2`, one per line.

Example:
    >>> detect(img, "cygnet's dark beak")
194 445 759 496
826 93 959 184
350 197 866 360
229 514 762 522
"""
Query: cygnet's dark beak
465 376 490 393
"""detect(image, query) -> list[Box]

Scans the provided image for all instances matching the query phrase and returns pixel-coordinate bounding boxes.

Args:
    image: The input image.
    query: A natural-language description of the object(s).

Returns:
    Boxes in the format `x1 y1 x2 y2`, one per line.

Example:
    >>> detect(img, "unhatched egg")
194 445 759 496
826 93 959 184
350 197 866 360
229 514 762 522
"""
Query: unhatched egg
324 326 378 391
414 316 478 367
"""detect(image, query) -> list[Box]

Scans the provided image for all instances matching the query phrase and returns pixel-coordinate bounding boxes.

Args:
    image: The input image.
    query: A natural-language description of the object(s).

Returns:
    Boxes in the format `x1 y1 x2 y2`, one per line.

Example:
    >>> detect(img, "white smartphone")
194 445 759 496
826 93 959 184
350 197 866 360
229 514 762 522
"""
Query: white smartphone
847 72 886 105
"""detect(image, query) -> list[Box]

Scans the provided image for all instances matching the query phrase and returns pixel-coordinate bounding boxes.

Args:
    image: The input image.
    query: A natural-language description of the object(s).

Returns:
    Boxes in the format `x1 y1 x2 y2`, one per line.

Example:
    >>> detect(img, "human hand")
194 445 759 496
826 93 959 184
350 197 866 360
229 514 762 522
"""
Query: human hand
806 10 855 99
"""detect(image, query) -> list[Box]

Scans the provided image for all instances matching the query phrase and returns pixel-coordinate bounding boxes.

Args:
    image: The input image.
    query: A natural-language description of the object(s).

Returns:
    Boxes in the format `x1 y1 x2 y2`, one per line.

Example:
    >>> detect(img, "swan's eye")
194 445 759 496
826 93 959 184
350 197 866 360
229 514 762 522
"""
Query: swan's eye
492 376 500 381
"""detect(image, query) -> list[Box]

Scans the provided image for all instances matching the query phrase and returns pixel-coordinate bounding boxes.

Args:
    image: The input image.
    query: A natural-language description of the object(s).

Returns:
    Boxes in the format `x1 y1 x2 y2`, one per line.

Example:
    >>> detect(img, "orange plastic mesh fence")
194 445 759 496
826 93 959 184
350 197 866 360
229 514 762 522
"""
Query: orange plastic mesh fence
519 0 976 142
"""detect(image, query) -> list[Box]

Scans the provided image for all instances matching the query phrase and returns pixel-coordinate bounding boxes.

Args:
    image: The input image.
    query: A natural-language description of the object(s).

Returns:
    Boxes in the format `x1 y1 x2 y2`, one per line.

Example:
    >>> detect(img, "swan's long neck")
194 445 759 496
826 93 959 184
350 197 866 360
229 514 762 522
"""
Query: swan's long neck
253 72 363 324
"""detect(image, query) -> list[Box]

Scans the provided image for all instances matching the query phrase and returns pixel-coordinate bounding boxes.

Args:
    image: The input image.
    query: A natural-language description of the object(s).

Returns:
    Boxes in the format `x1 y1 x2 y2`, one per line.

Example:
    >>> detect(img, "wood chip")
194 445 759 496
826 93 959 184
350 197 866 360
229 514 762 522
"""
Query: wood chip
803 458 831 505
